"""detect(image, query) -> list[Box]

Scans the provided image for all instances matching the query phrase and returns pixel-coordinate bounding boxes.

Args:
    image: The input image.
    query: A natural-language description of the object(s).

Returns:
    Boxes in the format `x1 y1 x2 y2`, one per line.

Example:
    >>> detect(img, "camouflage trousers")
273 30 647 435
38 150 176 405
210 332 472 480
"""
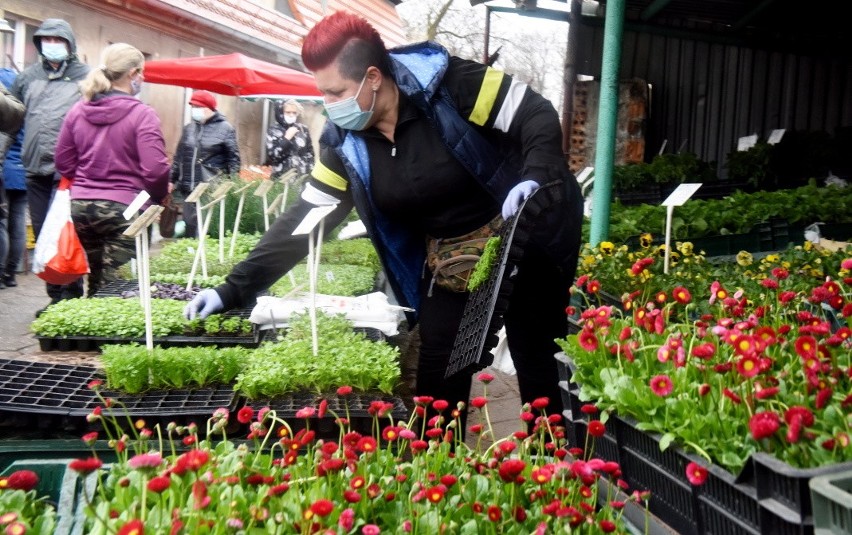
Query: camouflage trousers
70 199 136 297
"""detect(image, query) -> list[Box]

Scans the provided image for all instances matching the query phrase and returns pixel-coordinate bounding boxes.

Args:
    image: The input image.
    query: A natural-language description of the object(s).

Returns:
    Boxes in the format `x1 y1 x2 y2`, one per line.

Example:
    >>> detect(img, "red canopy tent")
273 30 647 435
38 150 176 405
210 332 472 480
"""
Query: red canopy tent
143 52 322 98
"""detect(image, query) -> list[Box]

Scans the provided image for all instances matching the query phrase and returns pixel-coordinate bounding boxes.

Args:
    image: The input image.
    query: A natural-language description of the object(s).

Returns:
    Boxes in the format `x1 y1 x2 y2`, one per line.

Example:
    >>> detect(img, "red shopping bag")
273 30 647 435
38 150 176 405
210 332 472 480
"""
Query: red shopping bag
32 178 89 284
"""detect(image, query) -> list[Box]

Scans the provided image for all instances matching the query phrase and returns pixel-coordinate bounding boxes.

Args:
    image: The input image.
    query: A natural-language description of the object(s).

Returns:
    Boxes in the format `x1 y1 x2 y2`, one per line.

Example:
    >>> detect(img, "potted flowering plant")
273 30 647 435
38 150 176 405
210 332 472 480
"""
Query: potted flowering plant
6 376 655 534
556 255 852 533
560 255 852 473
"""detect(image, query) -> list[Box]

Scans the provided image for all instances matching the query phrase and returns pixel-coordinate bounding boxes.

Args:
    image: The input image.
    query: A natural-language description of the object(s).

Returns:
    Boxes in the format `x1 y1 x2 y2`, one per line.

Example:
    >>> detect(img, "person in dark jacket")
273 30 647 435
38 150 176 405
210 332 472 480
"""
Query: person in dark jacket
265 99 315 179
10 18 89 310
186 12 583 430
0 69 26 290
55 43 170 297
169 90 240 239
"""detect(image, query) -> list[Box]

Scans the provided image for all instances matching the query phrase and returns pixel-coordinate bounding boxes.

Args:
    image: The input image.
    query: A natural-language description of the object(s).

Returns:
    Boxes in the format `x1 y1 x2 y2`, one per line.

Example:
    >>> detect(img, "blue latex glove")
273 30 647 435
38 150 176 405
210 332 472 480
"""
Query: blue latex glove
184 289 224 320
501 180 540 219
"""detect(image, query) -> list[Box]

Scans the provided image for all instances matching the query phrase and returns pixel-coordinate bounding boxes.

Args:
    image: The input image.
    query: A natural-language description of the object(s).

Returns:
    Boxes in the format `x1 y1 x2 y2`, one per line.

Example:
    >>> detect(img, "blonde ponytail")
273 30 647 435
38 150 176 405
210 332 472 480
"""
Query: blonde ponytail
79 43 144 101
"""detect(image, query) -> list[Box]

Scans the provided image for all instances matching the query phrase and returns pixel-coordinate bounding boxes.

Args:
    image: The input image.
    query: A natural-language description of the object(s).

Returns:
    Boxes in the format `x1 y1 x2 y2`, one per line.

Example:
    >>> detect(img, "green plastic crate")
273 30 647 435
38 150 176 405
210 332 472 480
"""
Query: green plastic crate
810 469 852 535
1 459 98 535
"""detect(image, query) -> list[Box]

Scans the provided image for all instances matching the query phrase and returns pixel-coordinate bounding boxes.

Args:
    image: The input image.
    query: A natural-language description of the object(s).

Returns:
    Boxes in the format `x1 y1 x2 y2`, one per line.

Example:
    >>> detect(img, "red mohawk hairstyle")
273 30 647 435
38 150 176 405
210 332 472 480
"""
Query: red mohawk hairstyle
302 11 392 80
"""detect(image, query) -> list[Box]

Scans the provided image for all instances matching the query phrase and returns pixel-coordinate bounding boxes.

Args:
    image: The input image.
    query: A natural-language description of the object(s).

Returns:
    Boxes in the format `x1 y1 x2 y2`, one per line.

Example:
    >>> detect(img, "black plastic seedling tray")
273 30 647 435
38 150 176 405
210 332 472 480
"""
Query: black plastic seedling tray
36 305 262 351
0 358 238 420
446 182 565 378
244 393 409 438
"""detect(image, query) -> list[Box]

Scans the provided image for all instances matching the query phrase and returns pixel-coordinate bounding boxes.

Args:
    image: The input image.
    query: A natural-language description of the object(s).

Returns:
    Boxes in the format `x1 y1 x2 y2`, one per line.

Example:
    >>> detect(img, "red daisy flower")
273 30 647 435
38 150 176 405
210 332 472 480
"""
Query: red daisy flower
672 286 691 304
588 420 606 437
685 462 708 485
69 457 103 475
4 470 38 491
147 475 171 493
735 354 761 378
309 499 334 517
650 375 673 396
578 329 599 351
749 411 780 440
117 519 144 535
470 396 488 409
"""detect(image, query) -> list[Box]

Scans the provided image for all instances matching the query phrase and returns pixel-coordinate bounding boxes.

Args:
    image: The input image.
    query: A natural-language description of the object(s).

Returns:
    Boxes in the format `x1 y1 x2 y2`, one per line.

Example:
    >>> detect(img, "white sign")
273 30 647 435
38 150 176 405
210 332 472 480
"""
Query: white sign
293 205 337 235
737 134 758 151
662 183 702 207
122 190 151 220
767 129 786 145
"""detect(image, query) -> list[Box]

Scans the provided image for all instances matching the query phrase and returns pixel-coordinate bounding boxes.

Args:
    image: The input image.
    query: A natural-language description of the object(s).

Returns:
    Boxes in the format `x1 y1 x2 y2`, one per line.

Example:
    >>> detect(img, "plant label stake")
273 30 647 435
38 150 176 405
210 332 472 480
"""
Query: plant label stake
292 204 337 356
279 168 298 213
186 183 210 278
661 183 702 274
123 202 164 352
254 180 274 231
202 182 234 264
266 193 284 217
186 207 218 290
229 182 253 258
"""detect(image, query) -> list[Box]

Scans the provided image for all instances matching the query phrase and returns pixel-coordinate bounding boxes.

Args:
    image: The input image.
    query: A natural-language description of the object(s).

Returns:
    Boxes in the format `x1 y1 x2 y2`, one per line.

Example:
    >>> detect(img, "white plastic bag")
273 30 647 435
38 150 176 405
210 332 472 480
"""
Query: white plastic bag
32 181 89 284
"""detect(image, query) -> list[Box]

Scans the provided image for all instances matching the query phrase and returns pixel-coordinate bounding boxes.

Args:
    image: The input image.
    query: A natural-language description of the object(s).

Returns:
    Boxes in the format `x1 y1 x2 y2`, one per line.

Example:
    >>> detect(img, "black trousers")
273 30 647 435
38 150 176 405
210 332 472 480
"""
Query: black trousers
27 173 84 300
416 243 572 432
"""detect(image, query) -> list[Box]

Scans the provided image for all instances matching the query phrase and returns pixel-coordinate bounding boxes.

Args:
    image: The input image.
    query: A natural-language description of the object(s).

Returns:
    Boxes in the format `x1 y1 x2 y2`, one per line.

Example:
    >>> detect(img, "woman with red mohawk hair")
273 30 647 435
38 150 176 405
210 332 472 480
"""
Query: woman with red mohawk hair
186 11 584 429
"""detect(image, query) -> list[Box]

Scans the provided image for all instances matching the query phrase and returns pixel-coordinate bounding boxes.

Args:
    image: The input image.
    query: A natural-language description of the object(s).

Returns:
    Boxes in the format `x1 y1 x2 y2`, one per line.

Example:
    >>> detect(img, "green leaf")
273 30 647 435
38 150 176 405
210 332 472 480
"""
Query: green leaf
659 432 675 451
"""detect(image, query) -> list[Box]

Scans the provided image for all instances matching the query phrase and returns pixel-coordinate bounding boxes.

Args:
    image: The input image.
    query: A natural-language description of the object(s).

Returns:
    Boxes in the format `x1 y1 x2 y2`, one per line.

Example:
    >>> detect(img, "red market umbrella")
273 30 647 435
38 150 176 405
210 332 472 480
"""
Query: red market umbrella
143 52 321 98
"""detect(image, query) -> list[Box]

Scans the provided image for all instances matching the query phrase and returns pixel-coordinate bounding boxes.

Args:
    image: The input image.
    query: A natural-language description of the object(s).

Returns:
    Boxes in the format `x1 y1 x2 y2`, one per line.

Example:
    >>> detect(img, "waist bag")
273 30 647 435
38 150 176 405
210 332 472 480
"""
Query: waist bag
425 214 503 295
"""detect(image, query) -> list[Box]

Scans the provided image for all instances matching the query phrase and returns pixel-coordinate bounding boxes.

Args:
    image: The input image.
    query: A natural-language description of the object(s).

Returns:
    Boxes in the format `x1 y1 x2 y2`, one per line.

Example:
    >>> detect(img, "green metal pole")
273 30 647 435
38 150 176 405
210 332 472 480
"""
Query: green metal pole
589 0 625 246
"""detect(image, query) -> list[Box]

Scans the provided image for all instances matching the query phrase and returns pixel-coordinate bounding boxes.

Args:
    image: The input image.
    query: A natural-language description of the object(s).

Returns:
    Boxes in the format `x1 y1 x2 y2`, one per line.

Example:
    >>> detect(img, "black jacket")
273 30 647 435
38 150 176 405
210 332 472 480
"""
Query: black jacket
170 112 240 192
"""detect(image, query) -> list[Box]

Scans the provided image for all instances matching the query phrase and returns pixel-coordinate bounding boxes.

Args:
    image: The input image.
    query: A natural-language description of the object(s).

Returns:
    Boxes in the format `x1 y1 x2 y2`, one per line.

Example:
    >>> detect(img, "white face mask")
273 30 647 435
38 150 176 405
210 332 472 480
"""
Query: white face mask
283 113 298 125
41 41 69 63
191 108 206 123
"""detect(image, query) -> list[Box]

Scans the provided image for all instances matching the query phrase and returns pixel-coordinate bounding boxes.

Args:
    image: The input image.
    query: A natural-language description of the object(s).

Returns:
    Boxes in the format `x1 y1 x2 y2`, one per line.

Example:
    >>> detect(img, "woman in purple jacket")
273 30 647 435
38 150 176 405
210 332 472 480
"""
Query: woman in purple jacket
55 43 170 296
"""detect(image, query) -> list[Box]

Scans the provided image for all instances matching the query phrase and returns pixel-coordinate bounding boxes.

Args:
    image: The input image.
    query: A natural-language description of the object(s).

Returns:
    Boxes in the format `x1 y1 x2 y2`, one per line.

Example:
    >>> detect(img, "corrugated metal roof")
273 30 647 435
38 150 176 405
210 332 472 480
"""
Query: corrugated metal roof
487 0 848 57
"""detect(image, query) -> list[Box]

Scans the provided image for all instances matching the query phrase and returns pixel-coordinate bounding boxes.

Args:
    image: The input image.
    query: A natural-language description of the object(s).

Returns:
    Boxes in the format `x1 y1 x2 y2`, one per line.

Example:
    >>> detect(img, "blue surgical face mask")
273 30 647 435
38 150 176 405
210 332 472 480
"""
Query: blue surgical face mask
130 73 143 96
41 41 69 63
323 73 375 131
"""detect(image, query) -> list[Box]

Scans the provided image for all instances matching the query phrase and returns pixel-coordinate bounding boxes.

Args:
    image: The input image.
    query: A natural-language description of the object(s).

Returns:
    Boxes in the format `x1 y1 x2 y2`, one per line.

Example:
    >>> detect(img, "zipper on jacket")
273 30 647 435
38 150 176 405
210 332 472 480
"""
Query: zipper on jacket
391 145 396 157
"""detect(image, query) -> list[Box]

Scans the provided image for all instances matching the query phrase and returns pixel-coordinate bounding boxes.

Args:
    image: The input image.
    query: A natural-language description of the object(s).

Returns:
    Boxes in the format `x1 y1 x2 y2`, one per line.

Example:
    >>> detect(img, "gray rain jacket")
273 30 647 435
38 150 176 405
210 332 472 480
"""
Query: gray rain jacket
10 18 89 176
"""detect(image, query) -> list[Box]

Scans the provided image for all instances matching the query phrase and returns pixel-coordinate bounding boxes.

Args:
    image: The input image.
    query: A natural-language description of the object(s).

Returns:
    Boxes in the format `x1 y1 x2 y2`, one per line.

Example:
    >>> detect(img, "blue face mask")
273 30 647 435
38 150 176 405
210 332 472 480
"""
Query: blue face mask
41 41 69 63
323 73 375 131
130 73 143 96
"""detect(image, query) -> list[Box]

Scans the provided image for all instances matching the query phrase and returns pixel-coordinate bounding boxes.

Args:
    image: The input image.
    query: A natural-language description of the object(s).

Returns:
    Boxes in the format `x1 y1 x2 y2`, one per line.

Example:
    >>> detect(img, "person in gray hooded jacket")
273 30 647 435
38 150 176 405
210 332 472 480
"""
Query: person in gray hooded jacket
10 18 90 311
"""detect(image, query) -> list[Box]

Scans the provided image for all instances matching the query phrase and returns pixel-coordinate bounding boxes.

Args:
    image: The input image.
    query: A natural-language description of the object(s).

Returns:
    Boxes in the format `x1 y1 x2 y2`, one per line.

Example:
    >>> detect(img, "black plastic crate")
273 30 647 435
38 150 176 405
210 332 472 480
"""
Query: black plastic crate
621 448 701 535
752 453 852 526
616 415 688 481
696 460 761 534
